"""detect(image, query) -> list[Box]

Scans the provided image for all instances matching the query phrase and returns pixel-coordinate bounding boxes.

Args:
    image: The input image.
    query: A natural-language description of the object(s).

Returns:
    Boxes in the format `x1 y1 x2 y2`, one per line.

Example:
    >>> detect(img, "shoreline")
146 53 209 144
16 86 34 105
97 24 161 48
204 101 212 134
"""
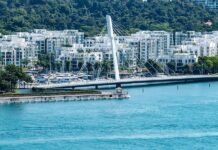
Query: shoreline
0 91 129 104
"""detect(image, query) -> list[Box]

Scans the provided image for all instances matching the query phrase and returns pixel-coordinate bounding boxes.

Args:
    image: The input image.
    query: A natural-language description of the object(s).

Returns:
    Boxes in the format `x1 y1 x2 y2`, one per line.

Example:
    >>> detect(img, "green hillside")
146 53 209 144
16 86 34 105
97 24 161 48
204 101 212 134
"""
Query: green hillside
0 0 217 35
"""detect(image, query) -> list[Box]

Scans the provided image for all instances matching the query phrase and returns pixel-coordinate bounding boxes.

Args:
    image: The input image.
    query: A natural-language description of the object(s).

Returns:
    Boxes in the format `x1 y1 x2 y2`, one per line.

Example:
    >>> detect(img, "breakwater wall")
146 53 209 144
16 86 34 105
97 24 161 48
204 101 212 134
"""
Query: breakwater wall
0 92 129 104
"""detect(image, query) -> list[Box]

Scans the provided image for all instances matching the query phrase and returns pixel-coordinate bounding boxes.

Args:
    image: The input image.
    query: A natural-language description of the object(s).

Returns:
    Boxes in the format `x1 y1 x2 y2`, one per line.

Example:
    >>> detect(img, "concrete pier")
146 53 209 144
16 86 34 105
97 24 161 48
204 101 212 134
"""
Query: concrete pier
0 91 129 104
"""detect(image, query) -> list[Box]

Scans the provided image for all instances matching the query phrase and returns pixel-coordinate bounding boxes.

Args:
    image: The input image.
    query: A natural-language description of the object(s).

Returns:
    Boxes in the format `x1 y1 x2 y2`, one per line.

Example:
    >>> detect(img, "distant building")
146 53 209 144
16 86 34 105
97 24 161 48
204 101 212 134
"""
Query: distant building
57 47 103 71
0 28 218 70
147 0 218 10
0 36 37 67
170 31 202 46
18 29 84 55
193 0 218 9
158 53 198 66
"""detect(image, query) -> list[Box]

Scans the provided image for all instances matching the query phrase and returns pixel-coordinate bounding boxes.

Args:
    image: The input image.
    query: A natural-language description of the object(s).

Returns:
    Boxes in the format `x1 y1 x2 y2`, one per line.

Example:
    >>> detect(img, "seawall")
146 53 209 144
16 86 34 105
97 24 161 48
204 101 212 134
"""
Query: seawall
0 92 129 104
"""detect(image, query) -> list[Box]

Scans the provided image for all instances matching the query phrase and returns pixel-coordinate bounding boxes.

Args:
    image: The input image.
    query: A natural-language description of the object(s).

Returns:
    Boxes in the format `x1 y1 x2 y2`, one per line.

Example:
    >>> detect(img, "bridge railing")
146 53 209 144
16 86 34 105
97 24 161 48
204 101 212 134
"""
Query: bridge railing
33 74 218 89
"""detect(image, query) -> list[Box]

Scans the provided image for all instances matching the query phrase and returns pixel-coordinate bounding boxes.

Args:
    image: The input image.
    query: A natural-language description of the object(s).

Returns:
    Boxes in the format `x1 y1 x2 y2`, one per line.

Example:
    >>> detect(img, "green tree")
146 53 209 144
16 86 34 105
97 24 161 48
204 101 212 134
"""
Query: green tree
101 61 112 76
0 65 32 93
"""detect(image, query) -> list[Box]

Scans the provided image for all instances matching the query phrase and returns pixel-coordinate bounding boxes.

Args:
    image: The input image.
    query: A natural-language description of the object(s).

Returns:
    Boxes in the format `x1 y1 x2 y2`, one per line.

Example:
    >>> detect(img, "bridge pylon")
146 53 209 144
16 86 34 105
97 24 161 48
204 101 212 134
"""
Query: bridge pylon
106 15 120 81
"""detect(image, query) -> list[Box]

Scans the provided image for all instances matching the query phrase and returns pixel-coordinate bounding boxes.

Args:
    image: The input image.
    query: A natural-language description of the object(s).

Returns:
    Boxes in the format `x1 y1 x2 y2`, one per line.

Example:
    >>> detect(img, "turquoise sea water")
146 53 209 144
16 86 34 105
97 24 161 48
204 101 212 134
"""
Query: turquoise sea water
1 82 218 150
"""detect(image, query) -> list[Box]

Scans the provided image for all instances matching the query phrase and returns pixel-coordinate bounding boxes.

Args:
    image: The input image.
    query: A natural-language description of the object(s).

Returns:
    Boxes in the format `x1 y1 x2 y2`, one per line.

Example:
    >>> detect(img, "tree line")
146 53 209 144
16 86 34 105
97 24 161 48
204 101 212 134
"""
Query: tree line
0 0 217 36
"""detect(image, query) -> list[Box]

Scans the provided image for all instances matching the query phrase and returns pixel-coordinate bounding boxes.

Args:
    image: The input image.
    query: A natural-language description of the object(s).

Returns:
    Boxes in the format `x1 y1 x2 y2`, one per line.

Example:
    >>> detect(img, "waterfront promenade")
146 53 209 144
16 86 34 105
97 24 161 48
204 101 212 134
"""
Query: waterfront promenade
33 75 218 89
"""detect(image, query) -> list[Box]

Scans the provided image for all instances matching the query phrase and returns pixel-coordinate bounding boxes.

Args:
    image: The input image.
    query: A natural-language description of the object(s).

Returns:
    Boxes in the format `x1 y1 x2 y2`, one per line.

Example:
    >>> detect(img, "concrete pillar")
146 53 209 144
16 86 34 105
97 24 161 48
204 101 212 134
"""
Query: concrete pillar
116 83 122 88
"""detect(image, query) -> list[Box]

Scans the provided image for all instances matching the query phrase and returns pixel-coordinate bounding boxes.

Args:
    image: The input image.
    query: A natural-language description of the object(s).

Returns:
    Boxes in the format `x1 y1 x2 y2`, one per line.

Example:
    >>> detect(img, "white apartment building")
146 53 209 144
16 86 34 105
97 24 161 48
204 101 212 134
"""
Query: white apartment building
56 47 103 71
158 32 218 66
1 29 218 70
18 29 84 55
0 36 37 67
170 31 202 46
83 35 137 68
125 31 169 64
132 31 170 55
158 53 198 65
180 35 218 57
140 38 162 63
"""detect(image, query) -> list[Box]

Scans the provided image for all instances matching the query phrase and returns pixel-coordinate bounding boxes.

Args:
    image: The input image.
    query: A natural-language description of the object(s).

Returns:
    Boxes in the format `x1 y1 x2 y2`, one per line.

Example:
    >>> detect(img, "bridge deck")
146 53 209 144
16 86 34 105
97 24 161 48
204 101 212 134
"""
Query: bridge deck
33 75 218 89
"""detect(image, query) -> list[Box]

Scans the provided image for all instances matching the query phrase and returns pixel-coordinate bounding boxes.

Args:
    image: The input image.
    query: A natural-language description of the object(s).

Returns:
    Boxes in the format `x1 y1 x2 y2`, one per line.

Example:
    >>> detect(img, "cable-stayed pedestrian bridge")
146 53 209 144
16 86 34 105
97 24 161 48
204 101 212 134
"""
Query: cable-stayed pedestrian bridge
33 75 218 89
